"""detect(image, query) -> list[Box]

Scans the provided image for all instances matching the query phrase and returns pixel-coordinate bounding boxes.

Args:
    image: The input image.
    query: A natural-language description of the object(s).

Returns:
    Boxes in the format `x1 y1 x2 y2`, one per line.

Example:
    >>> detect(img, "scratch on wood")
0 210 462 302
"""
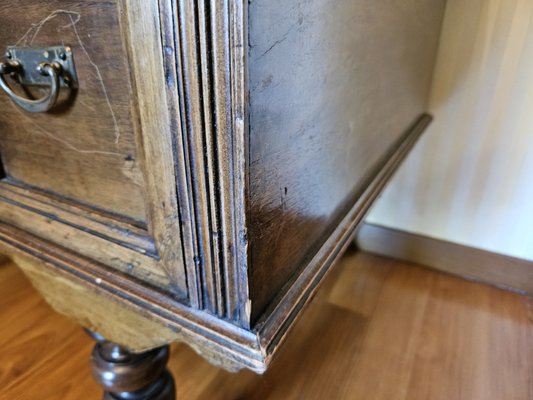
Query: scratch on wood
15 10 122 146
15 10 81 47
255 16 303 60
13 106 122 157
279 186 287 212
68 14 121 145
30 11 81 45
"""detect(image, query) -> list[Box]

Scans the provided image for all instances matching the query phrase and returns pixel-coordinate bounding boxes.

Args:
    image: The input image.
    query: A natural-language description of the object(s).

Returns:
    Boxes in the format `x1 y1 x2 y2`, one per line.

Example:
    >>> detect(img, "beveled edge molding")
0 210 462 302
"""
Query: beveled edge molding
0 181 155 255
161 0 250 323
357 223 533 296
120 0 190 298
0 114 431 374
255 114 433 361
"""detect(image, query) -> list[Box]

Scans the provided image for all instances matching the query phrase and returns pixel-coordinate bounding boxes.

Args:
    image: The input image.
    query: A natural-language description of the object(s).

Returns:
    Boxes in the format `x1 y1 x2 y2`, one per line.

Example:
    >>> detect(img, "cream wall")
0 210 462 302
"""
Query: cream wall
366 0 533 261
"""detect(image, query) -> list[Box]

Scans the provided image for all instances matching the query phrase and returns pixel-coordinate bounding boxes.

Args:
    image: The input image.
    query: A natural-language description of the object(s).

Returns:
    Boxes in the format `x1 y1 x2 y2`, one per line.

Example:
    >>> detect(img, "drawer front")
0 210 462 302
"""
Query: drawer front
0 2 146 222
0 1 189 298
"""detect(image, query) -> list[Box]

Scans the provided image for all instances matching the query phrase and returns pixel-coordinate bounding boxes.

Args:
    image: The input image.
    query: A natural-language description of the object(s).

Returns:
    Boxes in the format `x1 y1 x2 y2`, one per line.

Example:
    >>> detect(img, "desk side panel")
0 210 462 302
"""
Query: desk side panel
248 0 446 321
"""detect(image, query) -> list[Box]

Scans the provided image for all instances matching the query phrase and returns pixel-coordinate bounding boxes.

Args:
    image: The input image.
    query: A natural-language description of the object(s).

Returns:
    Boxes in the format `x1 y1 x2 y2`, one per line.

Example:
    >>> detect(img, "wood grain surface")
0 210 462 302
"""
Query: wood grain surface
2 251 531 399
247 0 447 321
0 1 147 221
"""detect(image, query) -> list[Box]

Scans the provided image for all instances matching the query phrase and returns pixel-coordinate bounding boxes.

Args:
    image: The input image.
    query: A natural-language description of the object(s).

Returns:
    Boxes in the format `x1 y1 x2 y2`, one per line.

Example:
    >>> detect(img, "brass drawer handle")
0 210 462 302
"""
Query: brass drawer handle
0 46 78 113
0 61 60 113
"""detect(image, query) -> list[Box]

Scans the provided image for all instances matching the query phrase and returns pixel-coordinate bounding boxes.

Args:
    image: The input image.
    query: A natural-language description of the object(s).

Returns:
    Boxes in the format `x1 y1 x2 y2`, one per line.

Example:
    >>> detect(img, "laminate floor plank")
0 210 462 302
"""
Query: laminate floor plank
0 251 531 399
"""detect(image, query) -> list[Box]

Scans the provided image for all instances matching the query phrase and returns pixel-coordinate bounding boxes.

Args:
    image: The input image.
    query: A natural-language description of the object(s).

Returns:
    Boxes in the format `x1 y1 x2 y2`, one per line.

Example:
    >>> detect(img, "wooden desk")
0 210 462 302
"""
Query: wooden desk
0 1 445 398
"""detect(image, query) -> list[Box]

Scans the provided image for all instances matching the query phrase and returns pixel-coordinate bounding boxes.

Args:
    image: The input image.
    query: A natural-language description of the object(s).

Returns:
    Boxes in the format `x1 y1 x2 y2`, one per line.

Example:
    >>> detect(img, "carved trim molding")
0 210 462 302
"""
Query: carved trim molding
159 0 249 323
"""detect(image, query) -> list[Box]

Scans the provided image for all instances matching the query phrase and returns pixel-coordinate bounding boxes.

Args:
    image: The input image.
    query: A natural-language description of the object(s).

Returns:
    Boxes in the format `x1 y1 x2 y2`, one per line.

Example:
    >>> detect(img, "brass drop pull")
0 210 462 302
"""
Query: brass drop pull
0 46 78 113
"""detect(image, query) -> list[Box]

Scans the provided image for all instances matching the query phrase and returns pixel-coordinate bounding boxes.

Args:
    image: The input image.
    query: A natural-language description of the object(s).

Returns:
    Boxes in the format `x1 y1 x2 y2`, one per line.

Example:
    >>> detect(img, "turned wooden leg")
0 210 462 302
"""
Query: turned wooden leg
87 331 175 400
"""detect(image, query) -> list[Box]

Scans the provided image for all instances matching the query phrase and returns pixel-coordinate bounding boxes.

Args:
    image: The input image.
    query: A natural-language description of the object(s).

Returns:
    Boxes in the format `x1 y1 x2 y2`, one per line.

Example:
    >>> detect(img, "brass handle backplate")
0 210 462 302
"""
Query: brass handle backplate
0 46 78 113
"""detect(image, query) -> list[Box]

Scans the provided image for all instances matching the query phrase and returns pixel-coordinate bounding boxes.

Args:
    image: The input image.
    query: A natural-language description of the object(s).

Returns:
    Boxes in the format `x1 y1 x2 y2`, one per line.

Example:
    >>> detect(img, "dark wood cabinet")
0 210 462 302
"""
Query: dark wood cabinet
0 0 446 395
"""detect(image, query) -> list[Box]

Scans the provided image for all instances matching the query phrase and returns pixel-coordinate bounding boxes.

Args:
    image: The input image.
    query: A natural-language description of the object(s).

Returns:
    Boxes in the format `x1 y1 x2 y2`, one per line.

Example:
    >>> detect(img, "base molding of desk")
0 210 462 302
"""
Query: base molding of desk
0 226 266 373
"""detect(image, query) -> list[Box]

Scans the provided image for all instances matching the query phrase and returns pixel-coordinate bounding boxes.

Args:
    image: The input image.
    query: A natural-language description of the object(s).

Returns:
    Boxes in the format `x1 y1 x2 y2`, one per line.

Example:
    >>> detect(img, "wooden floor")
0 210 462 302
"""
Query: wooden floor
1 250 532 399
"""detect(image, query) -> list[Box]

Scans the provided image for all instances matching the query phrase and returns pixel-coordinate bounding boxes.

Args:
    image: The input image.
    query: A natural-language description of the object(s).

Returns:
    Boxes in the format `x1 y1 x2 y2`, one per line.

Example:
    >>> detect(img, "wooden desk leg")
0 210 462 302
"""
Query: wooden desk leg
87 331 176 400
